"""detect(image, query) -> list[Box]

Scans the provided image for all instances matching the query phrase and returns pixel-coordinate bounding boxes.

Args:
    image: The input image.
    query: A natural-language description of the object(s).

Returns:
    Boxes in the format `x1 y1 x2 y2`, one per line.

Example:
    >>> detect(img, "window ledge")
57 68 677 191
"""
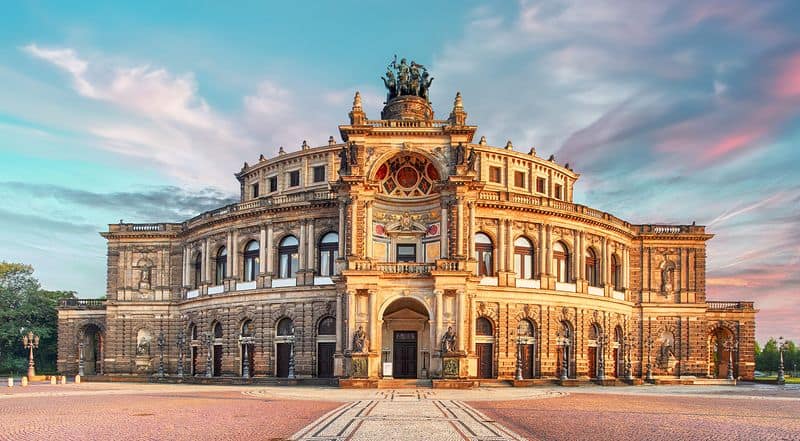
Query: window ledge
272 278 297 288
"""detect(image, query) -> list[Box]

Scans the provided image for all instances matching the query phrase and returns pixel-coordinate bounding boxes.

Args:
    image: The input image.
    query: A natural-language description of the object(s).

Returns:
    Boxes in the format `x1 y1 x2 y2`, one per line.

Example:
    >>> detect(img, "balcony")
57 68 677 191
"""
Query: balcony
59 299 106 309
707 301 755 311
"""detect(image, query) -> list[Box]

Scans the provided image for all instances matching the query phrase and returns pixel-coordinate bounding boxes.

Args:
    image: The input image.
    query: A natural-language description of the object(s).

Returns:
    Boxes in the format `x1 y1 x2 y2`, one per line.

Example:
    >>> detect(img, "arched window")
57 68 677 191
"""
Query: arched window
243 240 260 282
278 236 299 279
193 253 202 288
241 319 253 337
476 317 494 336
318 232 339 277
517 319 535 338
318 316 336 335
586 247 600 287
189 323 197 340
213 322 223 339
513 237 535 279
589 323 601 341
276 318 294 336
553 241 570 283
611 254 622 290
215 246 227 285
475 233 494 277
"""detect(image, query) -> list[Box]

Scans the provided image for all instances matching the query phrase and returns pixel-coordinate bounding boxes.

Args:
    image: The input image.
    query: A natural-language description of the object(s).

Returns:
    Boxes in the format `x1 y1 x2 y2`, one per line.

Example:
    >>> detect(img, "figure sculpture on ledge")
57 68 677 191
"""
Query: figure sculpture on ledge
352 325 368 353
339 144 350 174
441 326 457 354
466 146 476 171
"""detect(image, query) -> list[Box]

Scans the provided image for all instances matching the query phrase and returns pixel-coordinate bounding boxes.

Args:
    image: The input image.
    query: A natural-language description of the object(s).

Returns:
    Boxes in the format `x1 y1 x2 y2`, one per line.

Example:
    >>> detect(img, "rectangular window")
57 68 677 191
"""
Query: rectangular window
489 166 502 183
288 170 300 187
268 176 278 193
536 177 546 193
251 183 259 198
514 171 525 188
312 165 325 183
396 244 416 262
554 184 563 200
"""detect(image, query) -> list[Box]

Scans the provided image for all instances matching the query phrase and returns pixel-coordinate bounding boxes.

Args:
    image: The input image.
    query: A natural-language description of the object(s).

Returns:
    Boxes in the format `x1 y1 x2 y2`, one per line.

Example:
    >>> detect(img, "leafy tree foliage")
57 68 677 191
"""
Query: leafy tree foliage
756 337 800 375
0 262 74 374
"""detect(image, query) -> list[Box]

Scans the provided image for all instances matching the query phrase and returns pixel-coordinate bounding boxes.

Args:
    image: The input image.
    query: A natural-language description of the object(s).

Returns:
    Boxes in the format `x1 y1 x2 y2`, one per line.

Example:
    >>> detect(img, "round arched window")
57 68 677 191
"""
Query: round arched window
276 318 294 336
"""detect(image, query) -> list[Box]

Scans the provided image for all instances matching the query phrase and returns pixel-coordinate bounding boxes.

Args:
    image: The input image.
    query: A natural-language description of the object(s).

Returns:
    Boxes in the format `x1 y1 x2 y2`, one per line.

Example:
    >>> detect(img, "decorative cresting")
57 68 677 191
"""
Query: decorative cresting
381 55 435 120
374 152 440 197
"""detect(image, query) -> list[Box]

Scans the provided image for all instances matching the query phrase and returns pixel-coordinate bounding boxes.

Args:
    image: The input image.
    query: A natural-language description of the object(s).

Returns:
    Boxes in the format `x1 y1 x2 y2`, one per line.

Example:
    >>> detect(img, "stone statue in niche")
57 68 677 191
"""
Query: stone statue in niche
136 330 152 356
656 331 677 372
441 326 457 354
139 265 151 290
352 325 368 353
659 256 675 295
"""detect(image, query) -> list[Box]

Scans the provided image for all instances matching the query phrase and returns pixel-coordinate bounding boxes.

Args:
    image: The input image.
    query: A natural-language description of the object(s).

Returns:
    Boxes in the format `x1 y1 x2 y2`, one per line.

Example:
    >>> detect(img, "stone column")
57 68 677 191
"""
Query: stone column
440 206 449 259
498 218 506 272
456 198 464 257
338 199 346 257
182 246 189 286
266 223 274 275
299 220 307 271
368 290 377 352
469 295 476 353
601 237 608 285
231 230 239 279
468 202 476 259
435 290 444 349
346 290 356 351
226 231 233 279
350 199 358 257
572 230 580 282
204 238 211 282
545 225 553 275
579 232 586 279
538 225 546 277
259 226 267 274
307 220 315 272
457 291 466 352
335 292 343 352
506 220 514 271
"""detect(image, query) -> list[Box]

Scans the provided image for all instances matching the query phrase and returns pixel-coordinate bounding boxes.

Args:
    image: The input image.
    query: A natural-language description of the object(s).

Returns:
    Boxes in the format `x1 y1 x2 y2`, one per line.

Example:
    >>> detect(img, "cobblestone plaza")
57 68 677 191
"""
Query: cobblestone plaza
1 382 798 440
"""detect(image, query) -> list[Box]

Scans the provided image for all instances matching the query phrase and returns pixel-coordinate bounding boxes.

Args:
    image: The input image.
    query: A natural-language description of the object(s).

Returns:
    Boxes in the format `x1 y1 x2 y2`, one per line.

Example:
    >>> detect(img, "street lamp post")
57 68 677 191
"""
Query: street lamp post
78 341 85 377
22 331 40 379
157 332 166 377
288 326 296 379
722 337 738 381
238 335 254 378
777 336 786 385
515 338 523 381
175 330 185 378
644 334 654 382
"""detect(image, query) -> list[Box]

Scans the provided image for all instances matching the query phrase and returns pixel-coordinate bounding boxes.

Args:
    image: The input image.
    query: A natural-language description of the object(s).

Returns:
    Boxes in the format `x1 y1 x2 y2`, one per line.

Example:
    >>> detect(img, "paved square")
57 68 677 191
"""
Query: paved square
1 382 798 441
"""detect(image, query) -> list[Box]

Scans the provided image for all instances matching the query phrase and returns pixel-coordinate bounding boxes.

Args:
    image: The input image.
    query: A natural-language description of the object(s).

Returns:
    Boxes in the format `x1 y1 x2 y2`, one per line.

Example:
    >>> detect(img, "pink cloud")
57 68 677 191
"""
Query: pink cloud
772 53 800 98
702 128 765 160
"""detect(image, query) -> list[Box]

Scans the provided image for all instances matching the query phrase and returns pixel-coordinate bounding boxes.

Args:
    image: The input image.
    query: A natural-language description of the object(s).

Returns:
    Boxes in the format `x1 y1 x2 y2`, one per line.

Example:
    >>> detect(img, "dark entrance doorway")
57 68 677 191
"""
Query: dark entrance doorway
588 346 597 378
477 343 493 378
317 342 335 378
276 343 291 377
393 331 417 378
520 344 535 379
213 345 223 376
191 346 198 376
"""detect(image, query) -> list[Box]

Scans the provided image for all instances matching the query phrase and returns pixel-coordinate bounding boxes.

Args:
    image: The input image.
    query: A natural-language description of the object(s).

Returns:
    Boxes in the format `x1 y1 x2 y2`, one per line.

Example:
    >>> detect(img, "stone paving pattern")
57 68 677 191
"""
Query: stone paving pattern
2 382 799 441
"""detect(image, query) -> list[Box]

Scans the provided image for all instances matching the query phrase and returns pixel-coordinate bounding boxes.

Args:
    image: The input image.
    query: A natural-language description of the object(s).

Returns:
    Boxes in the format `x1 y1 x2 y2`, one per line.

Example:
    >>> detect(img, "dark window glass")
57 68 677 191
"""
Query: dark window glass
611 254 622 290
489 166 502 183
193 254 202 288
278 236 299 278
476 317 493 336
289 170 300 187
268 176 278 192
313 165 325 183
215 246 227 285
251 183 259 198
213 322 223 339
554 184 563 200
318 232 339 276
243 240 260 282
318 317 336 335
514 171 525 188
241 320 252 337
397 244 416 262
277 318 293 336
586 248 600 287
536 177 546 193
475 233 494 276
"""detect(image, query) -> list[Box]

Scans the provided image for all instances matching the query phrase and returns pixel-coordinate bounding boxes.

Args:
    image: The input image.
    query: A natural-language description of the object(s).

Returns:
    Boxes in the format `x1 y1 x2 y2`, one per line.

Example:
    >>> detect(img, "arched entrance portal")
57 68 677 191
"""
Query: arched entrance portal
709 327 736 379
80 324 103 375
381 297 431 379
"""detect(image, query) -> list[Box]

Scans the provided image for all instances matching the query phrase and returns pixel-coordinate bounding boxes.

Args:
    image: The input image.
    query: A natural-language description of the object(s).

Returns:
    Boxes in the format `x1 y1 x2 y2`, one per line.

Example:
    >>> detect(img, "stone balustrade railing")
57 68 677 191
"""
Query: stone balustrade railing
364 119 450 128
59 298 106 309
707 301 755 311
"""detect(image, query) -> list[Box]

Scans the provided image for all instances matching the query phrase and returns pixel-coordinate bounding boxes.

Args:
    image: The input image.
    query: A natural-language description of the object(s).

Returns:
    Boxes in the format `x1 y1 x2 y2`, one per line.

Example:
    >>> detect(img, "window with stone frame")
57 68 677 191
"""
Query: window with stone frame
514 170 526 188
536 177 546 193
586 247 600 287
243 240 260 282
268 176 278 193
554 184 563 200
489 166 502 183
278 235 299 279
193 253 202 288
288 170 300 187
318 232 339 277
513 236 535 279
251 182 259 198
475 233 494 277
312 165 326 183
611 254 622 290
214 246 227 285
552 241 570 283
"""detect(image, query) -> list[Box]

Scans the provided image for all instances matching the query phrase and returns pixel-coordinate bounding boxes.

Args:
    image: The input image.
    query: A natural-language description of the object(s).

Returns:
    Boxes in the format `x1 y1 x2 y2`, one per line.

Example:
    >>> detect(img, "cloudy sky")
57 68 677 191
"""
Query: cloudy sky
0 1 797 343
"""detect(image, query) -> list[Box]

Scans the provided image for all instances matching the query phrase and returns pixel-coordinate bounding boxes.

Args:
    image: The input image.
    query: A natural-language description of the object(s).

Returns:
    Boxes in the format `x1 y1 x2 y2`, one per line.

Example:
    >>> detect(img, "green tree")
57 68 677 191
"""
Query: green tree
0 262 74 374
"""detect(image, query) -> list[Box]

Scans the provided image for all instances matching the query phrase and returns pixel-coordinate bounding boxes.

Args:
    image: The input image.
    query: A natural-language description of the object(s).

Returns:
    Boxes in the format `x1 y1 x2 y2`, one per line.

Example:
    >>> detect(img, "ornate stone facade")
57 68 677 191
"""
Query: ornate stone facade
58 61 756 382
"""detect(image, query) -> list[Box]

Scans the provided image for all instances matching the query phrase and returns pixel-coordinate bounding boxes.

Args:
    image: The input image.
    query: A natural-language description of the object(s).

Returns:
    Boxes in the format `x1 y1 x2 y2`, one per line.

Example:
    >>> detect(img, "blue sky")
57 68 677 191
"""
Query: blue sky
0 1 798 343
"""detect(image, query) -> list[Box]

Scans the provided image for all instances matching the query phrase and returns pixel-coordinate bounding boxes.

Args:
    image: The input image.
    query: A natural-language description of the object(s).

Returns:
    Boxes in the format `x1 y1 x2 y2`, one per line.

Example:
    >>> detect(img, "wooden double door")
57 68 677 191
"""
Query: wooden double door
393 331 417 378
477 343 494 379
317 342 335 378
276 343 291 377
519 344 535 379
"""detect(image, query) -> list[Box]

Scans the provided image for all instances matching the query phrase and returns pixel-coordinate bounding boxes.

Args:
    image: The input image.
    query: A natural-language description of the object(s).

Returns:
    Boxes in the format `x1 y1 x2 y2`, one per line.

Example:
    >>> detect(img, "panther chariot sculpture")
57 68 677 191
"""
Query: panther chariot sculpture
382 55 434 103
